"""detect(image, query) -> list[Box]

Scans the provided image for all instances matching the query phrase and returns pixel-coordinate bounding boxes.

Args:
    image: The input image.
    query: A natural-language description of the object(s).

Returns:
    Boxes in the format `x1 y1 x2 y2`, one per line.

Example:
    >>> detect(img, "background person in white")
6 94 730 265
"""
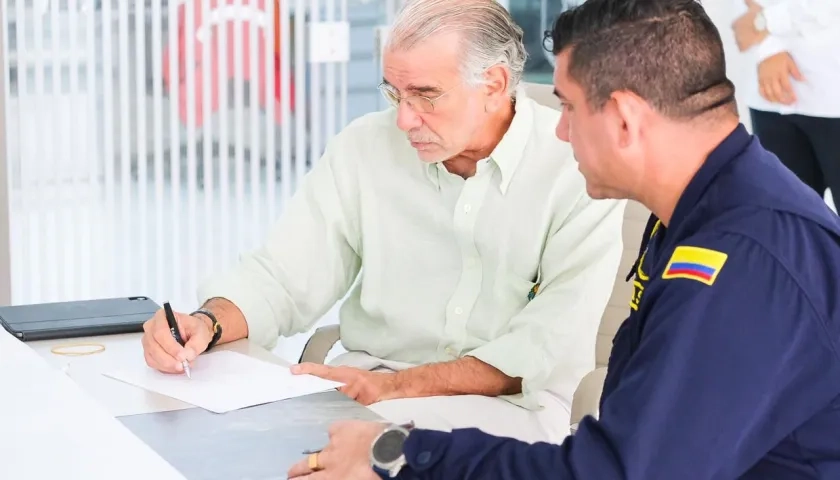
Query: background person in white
733 0 840 210
140 0 625 444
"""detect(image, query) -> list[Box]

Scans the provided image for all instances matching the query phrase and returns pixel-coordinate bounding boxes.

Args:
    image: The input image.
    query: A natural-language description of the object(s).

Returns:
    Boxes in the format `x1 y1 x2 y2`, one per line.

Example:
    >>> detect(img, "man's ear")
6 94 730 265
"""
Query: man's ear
483 65 512 112
609 90 647 149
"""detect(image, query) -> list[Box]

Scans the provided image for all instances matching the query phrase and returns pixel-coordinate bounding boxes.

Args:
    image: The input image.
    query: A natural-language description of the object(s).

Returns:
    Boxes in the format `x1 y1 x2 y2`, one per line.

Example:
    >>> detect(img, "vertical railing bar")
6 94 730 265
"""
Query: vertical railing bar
233 0 245 255
325 0 335 140
118 0 131 296
266 0 278 223
276 0 288 217
103 0 116 301
168 0 182 303
340 0 347 128
46 0 61 301
218 0 230 261
84 0 98 300
32 0 47 302
136 0 149 294
307 0 320 189
201 0 213 283
293 0 305 195
248 0 261 249
152 0 165 303
64 0 81 300
185 0 198 300
67 0 82 299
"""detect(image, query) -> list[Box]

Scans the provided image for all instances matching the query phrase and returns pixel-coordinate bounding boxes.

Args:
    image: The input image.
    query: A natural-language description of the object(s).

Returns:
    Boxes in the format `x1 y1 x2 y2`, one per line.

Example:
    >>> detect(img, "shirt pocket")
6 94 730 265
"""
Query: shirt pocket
493 269 540 317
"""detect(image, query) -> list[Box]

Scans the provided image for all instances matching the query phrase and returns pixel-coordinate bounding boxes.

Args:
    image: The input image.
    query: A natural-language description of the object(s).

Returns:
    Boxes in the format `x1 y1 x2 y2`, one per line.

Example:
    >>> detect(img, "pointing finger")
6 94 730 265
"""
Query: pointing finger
293 363 355 384
291 362 335 377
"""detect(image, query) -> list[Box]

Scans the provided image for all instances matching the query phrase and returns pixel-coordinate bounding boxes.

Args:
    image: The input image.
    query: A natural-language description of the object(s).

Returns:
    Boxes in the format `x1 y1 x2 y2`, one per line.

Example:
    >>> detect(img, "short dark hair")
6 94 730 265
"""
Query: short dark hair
545 0 737 120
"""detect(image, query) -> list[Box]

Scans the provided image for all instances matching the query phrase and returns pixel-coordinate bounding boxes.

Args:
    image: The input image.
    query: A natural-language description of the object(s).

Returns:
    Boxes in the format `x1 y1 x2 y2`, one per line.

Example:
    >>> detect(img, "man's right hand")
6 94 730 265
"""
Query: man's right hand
759 52 805 105
141 308 213 374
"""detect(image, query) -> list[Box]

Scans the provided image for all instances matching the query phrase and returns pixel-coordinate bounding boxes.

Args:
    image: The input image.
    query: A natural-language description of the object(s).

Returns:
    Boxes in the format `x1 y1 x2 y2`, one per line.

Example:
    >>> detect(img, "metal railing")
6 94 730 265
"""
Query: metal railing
0 0 357 309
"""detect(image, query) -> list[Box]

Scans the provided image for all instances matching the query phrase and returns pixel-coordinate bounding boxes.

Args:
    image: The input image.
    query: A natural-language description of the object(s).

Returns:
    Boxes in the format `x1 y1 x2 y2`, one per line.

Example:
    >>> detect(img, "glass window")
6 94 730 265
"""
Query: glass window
508 0 582 84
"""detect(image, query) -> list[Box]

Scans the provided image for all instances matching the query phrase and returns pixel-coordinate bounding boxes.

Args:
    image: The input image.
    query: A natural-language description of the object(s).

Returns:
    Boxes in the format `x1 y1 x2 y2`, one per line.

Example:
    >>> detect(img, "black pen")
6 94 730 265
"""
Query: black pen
163 301 191 379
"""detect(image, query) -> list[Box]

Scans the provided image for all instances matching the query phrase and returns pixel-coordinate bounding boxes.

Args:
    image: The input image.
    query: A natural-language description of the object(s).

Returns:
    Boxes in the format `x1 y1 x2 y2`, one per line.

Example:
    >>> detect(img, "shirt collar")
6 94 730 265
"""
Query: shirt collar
423 86 534 194
491 87 534 194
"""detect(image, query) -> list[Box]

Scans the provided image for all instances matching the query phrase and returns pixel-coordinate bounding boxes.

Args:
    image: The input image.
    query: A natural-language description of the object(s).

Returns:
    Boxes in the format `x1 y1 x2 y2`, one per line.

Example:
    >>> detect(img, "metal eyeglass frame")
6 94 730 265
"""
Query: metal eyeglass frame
377 82 454 114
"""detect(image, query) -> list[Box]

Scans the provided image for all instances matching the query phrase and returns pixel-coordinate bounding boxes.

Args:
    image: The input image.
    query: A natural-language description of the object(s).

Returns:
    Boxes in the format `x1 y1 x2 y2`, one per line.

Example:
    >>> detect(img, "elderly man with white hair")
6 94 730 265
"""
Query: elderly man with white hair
139 0 625 444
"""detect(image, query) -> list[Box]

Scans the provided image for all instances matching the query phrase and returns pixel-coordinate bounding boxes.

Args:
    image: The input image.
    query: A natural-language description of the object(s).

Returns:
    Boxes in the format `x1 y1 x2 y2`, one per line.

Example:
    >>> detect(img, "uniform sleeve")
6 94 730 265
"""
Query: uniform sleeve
196 136 362 349
761 0 840 37
393 232 840 479
466 195 625 409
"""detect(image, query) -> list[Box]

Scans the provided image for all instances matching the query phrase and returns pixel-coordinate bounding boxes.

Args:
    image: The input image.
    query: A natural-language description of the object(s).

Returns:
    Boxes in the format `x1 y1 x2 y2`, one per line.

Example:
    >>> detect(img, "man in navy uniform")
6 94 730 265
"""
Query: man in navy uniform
287 0 840 478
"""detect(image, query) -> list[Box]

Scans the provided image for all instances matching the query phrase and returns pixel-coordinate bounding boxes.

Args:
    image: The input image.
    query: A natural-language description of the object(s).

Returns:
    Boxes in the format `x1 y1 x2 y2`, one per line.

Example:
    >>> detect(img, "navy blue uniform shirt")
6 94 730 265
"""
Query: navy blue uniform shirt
385 124 840 479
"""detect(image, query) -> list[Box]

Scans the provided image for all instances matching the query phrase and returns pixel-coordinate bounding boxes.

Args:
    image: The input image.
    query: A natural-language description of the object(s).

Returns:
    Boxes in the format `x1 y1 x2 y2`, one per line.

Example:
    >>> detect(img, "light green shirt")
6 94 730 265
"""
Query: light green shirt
197 88 626 409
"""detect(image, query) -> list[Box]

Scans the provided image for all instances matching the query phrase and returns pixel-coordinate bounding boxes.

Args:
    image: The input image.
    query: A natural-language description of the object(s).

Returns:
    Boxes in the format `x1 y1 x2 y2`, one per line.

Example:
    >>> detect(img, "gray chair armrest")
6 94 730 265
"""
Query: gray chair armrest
298 324 341 364
569 367 607 433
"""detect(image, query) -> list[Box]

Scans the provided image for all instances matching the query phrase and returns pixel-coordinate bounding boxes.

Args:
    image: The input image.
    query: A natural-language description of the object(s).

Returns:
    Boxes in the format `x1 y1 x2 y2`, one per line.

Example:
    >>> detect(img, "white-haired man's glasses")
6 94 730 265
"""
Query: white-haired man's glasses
378 82 453 114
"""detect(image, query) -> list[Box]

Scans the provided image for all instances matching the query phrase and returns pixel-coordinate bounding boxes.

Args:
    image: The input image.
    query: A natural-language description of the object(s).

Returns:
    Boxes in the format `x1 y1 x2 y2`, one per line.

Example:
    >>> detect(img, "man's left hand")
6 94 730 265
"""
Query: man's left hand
732 0 768 52
287 420 385 479
292 363 404 405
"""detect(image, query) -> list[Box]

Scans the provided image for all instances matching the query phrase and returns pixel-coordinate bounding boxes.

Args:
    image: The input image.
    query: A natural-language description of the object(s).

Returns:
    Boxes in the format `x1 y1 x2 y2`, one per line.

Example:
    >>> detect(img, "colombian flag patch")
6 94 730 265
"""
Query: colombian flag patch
662 246 728 286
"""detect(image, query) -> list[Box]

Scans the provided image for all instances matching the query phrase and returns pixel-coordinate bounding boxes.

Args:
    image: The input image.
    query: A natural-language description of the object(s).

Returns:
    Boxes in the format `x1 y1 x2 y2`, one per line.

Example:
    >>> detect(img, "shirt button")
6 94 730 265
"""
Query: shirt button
454 307 463 315
463 204 472 213
445 347 455 355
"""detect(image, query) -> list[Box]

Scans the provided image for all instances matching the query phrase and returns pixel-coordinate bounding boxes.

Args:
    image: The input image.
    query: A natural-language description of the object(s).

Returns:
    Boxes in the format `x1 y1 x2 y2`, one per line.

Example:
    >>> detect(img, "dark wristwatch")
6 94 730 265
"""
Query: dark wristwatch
191 308 222 352
370 424 411 478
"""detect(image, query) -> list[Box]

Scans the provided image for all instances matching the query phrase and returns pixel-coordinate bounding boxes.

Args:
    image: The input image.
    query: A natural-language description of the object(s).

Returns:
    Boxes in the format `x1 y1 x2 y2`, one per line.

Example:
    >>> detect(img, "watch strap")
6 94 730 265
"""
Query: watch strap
191 308 222 351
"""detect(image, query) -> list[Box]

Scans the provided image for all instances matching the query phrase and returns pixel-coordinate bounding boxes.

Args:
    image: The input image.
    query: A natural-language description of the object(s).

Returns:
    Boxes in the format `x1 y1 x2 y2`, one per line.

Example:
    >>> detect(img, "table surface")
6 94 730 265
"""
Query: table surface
28 333 381 479
120 390 380 479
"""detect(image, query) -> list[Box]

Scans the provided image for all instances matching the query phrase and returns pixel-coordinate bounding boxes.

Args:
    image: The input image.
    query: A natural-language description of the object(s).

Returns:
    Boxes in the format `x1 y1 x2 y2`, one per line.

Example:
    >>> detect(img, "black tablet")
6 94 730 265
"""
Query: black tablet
0 296 160 341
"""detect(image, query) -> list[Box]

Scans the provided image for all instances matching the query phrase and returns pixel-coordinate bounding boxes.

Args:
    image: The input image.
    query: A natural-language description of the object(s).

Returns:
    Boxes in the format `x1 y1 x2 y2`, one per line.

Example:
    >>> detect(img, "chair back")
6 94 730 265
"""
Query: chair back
522 82 560 110
597 201 650 367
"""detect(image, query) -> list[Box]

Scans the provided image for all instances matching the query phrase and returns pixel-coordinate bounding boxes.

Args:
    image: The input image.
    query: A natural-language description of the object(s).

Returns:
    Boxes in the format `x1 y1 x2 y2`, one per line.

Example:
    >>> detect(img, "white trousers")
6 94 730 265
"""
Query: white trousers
368 391 571 444
331 352 572 445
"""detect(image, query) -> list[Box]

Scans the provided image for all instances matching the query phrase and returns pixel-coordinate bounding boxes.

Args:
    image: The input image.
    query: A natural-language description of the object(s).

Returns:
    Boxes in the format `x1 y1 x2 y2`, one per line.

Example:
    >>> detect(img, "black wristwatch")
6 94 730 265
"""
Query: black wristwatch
191 308 222 352
370 424 411 478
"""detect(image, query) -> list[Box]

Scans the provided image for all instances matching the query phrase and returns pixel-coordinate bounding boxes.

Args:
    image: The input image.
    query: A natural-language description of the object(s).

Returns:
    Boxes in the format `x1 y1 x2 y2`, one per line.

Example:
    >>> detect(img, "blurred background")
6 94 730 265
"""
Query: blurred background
0 0 825 360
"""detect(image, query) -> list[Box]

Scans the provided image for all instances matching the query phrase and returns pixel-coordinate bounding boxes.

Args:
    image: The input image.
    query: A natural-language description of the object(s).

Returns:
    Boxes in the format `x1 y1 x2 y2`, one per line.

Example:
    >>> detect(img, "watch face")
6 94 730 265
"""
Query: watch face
373 429 407 464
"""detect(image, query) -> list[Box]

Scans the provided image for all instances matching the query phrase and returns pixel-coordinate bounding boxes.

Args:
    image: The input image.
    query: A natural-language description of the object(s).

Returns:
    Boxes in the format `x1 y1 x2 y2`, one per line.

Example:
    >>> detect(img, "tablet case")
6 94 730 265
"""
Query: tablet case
0 296 160 341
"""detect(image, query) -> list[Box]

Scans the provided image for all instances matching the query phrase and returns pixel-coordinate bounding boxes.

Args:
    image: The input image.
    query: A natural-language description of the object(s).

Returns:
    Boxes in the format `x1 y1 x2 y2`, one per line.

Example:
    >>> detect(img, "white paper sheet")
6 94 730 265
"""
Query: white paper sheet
0 330 186 480
102 350 343 413
29 333 195 417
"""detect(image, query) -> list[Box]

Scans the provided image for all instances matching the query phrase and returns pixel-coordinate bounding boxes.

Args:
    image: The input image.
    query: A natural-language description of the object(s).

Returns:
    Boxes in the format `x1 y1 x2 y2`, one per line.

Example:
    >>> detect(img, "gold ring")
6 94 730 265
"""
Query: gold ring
50 343 106 356
308 452 321 471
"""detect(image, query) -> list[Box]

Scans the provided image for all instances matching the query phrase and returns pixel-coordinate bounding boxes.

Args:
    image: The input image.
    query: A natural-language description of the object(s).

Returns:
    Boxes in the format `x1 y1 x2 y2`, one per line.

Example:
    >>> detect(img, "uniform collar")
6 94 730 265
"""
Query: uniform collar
424 86 534 194
626 123 752 281
668 123 753 232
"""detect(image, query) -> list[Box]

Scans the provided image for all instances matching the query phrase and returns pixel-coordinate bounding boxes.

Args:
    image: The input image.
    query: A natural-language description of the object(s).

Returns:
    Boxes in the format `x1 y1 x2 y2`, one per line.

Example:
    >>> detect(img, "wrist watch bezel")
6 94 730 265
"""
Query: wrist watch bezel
370 424 410 478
